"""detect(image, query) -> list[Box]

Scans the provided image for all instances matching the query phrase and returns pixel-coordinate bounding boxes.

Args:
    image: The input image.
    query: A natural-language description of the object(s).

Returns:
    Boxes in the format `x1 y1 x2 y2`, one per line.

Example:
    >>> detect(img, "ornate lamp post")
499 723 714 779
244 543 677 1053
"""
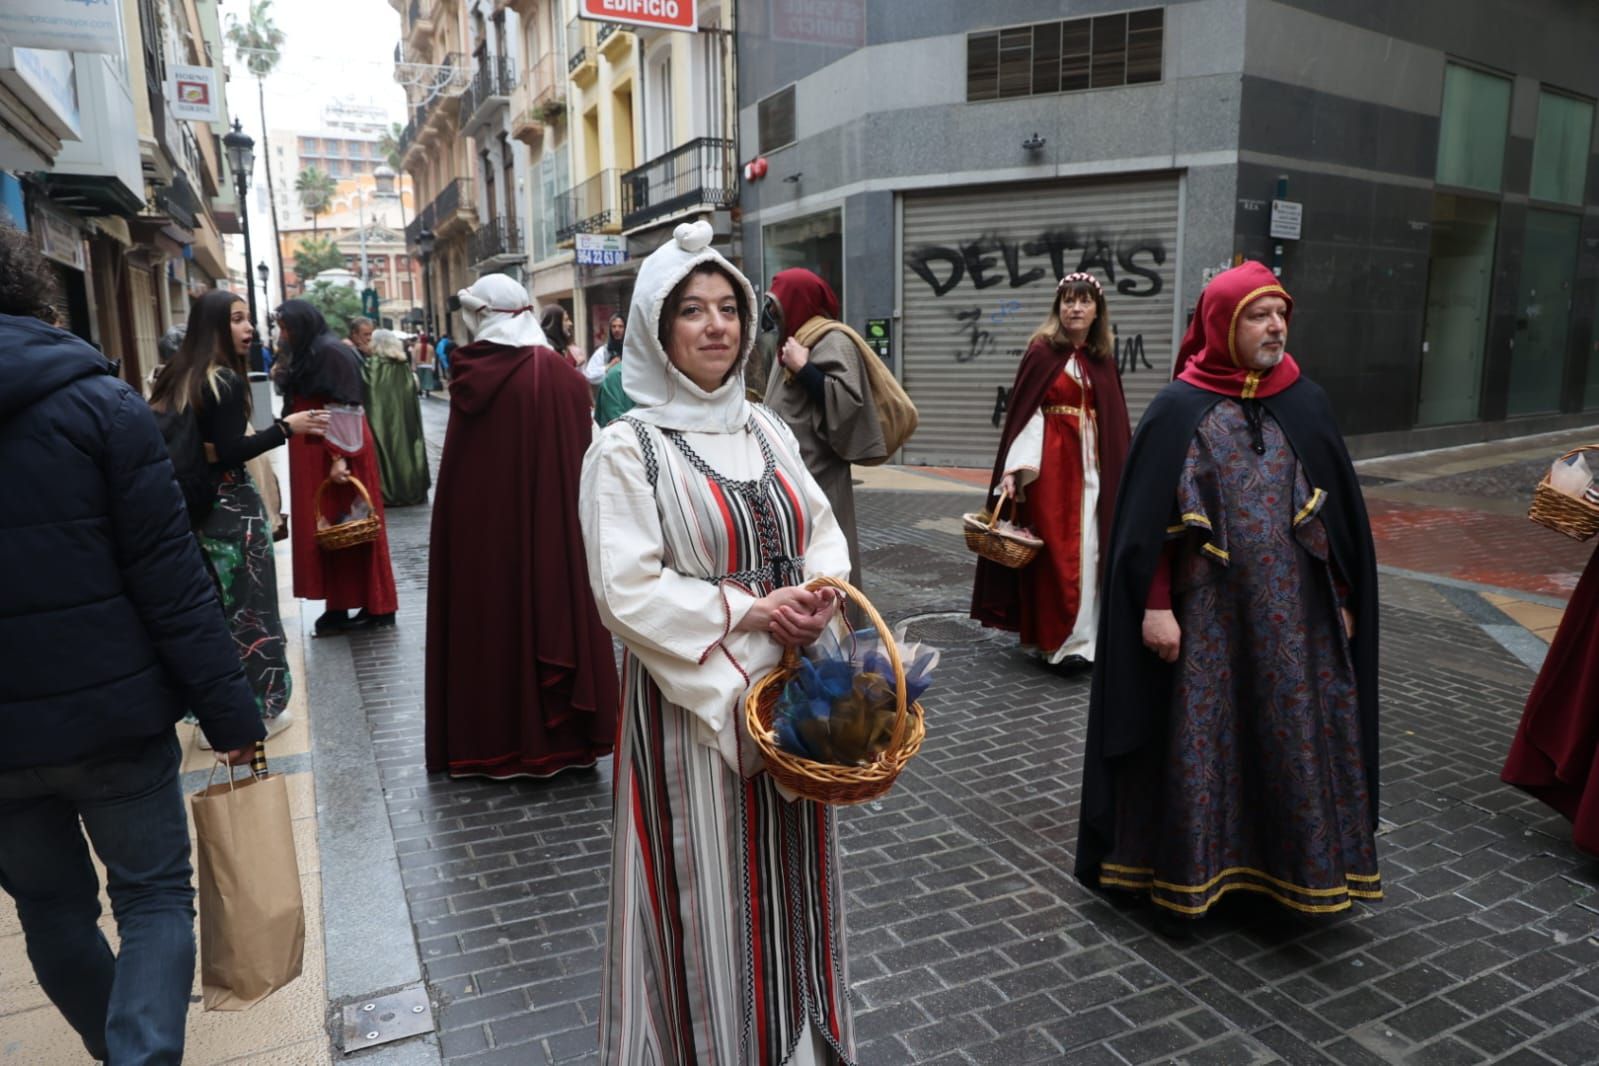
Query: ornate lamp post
417 227 437 340
222 119 263 371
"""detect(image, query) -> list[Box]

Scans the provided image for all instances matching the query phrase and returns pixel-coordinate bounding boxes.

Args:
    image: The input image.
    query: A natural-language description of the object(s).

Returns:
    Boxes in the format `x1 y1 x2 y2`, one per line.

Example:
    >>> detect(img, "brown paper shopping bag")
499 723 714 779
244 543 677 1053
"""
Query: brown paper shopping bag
190 749 305 1010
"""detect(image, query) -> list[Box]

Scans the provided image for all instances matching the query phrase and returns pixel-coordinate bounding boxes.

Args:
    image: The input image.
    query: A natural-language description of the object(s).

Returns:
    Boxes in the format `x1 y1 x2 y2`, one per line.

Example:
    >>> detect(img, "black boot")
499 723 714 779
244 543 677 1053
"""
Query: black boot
352 610 396 629
313 609 355 637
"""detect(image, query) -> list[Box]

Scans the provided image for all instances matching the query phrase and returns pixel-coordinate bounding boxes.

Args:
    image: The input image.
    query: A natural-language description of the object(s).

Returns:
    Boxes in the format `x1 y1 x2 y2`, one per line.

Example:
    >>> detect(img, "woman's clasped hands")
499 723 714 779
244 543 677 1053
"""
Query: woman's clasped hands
738 586 839 648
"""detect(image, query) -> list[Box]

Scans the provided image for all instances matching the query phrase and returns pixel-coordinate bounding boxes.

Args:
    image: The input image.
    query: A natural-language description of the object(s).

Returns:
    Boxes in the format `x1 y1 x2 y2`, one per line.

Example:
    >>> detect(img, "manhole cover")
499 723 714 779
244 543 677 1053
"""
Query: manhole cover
899 612 992 646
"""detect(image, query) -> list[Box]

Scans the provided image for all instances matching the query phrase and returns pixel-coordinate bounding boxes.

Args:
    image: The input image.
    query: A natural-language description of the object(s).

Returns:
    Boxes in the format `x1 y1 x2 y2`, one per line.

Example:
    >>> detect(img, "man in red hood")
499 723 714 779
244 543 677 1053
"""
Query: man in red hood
423 274 618 780
1075 262 1382 933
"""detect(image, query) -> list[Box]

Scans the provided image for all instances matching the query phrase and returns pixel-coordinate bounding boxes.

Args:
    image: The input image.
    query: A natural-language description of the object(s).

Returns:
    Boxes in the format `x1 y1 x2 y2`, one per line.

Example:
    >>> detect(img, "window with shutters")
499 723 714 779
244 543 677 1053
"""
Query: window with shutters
967 9 1162 102
758 85 796 154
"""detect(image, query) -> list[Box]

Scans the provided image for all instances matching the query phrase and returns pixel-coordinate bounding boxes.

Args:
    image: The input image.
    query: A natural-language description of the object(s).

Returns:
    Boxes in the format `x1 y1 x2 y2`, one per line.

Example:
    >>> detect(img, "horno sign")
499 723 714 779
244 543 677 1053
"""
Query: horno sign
581 0 697 32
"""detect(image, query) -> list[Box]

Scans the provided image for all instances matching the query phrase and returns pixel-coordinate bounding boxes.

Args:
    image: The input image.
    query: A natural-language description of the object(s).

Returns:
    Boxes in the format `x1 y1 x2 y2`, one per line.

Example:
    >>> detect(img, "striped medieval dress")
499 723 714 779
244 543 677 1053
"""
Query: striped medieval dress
580 406 858 1066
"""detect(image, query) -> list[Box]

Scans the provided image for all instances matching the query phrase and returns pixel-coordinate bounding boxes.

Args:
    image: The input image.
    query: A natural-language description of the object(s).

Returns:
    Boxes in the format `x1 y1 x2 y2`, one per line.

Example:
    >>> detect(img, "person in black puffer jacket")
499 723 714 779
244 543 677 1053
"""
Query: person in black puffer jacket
0 223 265 1066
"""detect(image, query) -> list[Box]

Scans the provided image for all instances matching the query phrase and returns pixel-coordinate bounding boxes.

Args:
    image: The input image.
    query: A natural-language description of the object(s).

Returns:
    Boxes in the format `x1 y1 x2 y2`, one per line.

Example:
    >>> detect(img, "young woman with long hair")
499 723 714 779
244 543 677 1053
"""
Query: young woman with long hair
971 272 1133 670
149 289 329 735
539 305 587 371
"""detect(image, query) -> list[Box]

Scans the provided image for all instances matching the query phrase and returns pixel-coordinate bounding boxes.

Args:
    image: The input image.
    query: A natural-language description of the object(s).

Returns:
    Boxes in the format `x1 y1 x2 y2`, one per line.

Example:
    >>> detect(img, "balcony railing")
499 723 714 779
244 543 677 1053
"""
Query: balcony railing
434 176 476 230
555 170 618 241
405 201 436 249
597 22 618 46
565 18 588 73
462 55 515 129
621 137 737 232
470 216 523 263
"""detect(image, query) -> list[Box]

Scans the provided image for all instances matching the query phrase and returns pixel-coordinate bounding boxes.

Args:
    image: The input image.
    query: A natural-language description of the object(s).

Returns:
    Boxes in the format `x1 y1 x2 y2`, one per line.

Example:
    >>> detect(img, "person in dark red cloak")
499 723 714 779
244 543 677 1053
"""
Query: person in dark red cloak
424 274 618 779
274 300 399 636
971 272 1131 669
1503 542 1599 853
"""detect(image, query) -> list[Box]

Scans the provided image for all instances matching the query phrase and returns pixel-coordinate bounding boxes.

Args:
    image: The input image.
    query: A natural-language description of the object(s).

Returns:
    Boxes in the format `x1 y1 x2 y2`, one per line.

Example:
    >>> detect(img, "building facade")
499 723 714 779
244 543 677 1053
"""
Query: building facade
2 0 242 388
395 0 480 340
737 0 1599 464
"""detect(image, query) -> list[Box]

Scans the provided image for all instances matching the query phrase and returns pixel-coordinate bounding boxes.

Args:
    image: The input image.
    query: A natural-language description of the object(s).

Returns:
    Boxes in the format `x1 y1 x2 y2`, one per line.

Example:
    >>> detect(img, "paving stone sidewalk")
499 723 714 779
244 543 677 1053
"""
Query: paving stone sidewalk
335 405 1599 1065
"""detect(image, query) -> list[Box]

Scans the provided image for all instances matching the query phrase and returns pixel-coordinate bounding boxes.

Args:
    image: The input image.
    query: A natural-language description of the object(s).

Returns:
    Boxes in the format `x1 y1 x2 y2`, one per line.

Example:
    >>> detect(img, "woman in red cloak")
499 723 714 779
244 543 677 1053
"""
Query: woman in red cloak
1503 543 1599 853
274 300 399 636
971 273 1131 668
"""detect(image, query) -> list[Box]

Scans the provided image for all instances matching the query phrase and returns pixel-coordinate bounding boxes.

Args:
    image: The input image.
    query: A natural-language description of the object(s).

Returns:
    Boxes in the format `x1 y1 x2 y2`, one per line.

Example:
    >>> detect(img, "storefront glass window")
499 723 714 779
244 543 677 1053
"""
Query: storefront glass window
1436 63 1511 193
1417 194 1499 425
1507 209 1581 416
761 208 843 303
1530 90 1594 206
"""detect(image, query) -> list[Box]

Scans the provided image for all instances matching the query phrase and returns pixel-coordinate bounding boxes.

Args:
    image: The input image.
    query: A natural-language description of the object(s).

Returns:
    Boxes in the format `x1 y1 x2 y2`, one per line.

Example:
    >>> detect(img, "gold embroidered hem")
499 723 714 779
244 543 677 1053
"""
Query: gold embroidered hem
1100 862 1383 917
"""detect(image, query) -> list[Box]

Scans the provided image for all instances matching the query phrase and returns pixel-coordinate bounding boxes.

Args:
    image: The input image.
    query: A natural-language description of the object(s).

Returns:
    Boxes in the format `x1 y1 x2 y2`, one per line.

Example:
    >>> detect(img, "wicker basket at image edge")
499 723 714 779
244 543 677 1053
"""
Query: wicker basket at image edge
1528 445 1599 542
962 486 1043 569
744 576 926 806
313 475 383 551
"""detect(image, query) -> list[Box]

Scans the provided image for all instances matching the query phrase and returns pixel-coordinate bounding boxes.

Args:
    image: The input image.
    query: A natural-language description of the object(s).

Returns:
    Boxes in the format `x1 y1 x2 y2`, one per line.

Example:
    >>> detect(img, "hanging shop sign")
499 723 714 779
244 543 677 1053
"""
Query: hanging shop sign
168 64 220 123
30 202 85 271
575 232 628 266
580 0 696 32
0 0 123 55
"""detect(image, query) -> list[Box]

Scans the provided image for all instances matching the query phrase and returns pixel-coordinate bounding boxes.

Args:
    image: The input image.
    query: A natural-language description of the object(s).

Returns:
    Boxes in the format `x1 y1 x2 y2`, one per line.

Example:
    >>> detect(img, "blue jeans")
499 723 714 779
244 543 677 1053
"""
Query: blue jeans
0 731 195 1065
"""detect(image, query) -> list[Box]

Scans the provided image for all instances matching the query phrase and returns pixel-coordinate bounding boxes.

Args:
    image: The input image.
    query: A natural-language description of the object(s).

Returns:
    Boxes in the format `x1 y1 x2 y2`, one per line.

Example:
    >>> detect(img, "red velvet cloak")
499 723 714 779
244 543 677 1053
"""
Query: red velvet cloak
971 338 1131 631
423 340 619 778
1502 544 1599 853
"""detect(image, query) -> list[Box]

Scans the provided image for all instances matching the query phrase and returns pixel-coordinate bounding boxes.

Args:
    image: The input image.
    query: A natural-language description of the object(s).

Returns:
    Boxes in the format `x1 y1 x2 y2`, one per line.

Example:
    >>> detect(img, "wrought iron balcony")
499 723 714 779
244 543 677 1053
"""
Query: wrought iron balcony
461 55 516 132
470 216 524 264
597 22 617 45
621 138 737 232
434 176 476 234
555 170 618 241
405 201 437 249
565 18 588 73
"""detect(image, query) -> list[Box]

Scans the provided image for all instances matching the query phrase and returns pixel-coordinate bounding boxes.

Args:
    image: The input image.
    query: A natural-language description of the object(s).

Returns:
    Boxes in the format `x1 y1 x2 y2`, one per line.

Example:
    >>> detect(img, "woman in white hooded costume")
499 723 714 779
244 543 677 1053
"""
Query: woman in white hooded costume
580 222 858 1065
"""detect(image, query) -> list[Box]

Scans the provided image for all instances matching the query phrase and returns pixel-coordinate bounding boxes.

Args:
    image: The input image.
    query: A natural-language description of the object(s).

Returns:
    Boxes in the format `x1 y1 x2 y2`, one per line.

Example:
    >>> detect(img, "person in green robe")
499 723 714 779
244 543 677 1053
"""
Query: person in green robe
594 357 635 427
362 328 432 505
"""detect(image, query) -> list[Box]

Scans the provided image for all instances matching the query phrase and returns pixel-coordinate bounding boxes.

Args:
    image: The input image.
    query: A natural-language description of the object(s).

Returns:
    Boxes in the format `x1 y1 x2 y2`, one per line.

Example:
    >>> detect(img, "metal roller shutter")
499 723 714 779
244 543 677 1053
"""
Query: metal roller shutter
899 174 1181 467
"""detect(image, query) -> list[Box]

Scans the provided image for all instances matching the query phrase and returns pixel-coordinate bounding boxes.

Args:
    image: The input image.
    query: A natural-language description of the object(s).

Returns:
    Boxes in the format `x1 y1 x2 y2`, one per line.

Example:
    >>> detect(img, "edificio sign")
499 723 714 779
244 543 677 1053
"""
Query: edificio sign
581 0 697 32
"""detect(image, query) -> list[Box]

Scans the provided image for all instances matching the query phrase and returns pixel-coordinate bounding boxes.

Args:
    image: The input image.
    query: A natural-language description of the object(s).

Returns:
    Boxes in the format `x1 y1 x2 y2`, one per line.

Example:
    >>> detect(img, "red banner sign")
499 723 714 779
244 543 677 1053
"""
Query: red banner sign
581 0 697 32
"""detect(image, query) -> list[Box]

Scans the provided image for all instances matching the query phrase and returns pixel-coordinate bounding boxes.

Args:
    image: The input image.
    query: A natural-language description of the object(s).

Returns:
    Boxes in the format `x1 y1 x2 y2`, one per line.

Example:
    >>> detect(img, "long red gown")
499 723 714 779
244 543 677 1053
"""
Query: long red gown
1017 368 1096 658
286 394 399 614
1502 544 1599 853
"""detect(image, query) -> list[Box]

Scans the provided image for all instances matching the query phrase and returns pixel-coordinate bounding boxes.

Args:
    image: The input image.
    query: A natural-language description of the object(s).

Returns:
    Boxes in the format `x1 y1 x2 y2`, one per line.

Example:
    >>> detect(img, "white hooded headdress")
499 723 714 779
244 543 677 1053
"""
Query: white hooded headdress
621 219 758 434
456 273 548 348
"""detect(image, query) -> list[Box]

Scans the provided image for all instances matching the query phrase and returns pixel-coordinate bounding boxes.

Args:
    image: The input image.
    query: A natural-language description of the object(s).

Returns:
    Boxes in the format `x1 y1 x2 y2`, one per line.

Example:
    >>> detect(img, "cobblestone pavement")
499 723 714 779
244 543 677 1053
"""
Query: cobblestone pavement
339 403 1599 1065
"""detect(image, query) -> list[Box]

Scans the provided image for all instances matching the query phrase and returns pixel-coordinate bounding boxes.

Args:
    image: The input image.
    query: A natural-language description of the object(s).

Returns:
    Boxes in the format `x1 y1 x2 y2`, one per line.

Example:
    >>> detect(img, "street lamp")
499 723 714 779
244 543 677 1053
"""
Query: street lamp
417 227 436 340
222 118 263 372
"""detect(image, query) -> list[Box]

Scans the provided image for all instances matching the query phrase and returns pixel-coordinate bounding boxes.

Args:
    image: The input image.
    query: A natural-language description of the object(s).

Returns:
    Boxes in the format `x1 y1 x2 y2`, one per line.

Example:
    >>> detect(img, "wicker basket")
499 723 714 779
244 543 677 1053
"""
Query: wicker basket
314 476 383 551
1529 446 1599 541
962 487 1043 569
744 576 926 806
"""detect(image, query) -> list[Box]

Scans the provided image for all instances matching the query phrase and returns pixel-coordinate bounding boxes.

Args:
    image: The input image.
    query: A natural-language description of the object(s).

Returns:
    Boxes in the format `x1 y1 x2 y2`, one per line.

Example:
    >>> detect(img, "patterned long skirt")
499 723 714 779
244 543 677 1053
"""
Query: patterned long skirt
196 469 292 721
600 654 855 1066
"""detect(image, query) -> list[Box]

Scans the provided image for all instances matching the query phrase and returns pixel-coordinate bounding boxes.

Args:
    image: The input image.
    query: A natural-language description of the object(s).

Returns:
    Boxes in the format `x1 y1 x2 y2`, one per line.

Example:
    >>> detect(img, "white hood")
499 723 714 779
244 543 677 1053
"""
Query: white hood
621 220 757 434
457 274 548 348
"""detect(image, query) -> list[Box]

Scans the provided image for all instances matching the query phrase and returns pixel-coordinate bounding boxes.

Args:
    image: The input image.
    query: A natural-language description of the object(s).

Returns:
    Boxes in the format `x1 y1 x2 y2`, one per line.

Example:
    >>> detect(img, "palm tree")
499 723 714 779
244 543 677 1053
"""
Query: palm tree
295 166 336 235
226 1 287 303
377 121 404 170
